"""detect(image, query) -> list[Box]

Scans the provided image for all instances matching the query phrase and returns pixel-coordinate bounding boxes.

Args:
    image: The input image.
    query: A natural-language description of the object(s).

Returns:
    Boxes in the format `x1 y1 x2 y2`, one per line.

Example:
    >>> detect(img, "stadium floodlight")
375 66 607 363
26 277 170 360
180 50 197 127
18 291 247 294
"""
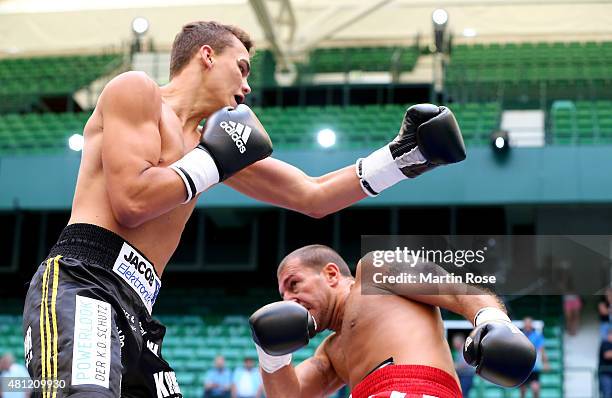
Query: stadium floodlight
68 134 84 152
317 129 336 148
132 17 149 36
490 130 510 153
432 9 449 53
432 9 448 26
463 28 477 38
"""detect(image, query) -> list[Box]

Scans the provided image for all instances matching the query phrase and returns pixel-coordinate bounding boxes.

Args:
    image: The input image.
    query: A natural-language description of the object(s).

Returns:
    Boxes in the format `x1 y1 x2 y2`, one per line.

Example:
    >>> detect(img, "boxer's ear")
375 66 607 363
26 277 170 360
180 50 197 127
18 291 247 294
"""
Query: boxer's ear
322 263 341 286
198 45 215 68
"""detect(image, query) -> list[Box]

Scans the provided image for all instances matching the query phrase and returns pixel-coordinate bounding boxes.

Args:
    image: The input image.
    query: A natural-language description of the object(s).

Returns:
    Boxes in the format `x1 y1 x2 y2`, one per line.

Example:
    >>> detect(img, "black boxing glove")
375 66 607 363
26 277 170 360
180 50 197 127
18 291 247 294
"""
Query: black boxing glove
170 104 273 203
249 301 317 373
463 307 537 387
356 104 466 196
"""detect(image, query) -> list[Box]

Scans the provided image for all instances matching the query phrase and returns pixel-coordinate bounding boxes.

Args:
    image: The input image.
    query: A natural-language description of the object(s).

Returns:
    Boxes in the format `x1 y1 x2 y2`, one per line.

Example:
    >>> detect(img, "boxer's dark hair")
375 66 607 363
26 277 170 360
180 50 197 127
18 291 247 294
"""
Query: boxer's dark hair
170 21 253 79
278 245 352 277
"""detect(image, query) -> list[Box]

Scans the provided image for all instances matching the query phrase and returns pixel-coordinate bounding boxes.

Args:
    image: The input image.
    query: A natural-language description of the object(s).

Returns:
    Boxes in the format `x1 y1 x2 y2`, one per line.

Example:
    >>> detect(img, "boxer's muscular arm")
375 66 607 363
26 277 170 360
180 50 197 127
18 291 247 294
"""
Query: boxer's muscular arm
261 337 343 398
357 253 504 324
100 72 187 228
225 158 366 219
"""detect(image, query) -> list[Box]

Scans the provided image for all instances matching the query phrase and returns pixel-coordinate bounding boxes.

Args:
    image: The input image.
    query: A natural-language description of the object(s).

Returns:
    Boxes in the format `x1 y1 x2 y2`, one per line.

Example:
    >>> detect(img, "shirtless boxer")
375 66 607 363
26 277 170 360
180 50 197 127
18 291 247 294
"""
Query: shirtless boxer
23 21 466 398
250 245 536 398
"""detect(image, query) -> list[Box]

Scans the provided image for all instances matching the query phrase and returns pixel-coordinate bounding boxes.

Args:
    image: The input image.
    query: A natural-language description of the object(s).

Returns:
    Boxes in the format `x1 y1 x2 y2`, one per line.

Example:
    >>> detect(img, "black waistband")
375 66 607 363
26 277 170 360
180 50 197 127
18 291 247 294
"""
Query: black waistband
48 223 156 273
365 357 394 378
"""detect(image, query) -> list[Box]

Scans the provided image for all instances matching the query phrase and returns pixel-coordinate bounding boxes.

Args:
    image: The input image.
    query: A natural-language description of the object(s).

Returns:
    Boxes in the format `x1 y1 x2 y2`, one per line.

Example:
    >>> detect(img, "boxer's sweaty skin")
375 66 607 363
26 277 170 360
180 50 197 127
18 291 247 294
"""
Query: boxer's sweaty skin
272 256 499 397
68 77 202 276
68 36 366 276
68 37 252 276
328 282 459 388
277 262 458 392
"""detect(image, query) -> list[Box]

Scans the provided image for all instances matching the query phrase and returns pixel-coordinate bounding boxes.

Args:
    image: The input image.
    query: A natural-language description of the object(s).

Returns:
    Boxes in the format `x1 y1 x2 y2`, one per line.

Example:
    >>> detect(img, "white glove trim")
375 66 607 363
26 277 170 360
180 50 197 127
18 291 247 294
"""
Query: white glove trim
474 307 511 326
357 146 409 196
395 146 427 168
255 344 292 374
169 146 220 203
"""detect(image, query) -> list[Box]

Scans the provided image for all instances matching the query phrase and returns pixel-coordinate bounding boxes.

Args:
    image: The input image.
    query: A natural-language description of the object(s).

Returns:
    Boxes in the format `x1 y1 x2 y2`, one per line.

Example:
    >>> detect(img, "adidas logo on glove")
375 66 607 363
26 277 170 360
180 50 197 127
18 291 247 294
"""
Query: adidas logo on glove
169 104 272 204
220 120 251 154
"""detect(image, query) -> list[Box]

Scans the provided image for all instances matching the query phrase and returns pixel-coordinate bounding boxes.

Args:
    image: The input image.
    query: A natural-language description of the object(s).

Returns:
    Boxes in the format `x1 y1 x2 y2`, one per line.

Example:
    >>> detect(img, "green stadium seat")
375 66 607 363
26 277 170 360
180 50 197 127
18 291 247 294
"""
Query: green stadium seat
447 41 612 102
305 45 418 75
0 53 124 112
0 102 513 154
176 372 195 386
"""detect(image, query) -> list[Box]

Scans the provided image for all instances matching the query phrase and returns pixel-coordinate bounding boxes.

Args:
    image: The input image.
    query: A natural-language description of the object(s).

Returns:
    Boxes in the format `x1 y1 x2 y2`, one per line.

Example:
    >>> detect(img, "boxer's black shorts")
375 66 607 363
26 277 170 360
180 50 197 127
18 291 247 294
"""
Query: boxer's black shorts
23 223 182 398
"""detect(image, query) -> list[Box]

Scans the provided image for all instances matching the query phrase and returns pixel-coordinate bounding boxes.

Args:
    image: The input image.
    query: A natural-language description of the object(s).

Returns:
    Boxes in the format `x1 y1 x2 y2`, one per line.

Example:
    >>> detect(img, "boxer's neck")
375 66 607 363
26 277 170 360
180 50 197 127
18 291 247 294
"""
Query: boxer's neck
328 280 354 332
160 70 221 134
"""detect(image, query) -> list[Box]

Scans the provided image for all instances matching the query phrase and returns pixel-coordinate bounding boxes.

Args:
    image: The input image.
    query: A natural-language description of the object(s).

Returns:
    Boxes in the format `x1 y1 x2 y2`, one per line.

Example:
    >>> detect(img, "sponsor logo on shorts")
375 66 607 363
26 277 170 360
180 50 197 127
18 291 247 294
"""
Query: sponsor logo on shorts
153 371 181 398
71 295 112 388
146 340 159 357
112 243 162 314
220 120 251 154
24 325 32 368
139 321 147 336
117 326 125 349
122 307 135 324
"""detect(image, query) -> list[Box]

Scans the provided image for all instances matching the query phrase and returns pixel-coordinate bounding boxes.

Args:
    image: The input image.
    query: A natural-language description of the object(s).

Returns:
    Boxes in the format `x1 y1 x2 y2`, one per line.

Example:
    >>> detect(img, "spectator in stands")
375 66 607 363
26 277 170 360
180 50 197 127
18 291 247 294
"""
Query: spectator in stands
231 357 263 398
599 288 612 340
451 333 475 397
558 260 582 336
563 292 582 336
599 328 612 398
204 355 232 398
0 353 31 398
520 317 550 398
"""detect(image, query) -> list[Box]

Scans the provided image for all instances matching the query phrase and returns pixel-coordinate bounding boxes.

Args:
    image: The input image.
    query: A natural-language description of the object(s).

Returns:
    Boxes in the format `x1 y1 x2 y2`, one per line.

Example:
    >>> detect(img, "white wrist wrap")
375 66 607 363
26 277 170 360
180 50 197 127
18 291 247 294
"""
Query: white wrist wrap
169 146 220 203
474 307 511 326
356 145 425 196
255 344 292 373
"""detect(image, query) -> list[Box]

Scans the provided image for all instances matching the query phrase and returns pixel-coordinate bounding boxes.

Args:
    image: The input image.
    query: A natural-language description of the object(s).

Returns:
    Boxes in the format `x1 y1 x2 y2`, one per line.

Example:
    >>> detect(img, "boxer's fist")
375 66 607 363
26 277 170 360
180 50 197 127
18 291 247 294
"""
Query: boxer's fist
356 104 466 196
169 104 273 202
249 301 316 356
201 104 273 181
392 104 466 177
249 301 317 373
463 309 536 387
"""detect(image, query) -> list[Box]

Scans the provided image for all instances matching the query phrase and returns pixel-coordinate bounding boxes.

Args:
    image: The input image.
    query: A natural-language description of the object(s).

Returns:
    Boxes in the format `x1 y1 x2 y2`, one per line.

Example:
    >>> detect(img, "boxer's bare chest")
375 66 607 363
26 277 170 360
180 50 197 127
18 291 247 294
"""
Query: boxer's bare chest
113 105 201 270
158 104 199 166
325 289 378 386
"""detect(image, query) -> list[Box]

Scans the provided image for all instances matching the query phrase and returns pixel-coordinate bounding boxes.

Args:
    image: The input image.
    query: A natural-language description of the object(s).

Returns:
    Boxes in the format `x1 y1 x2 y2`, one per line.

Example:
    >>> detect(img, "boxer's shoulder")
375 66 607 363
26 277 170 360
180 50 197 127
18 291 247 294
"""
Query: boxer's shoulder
318 332 350 383
98 71 162 121
105 70 158 90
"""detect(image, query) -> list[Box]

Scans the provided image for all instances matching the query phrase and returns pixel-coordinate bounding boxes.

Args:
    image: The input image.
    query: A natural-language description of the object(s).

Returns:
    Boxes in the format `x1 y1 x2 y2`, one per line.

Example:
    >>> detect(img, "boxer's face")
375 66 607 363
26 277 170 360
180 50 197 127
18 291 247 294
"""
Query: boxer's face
278 260 334 330
203 36 251 109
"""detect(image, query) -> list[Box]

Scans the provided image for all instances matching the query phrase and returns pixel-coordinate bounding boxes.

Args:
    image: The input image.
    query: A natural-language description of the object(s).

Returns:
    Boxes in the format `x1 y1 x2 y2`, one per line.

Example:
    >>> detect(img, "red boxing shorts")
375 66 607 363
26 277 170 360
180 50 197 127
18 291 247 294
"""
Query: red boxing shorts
350 364 462 398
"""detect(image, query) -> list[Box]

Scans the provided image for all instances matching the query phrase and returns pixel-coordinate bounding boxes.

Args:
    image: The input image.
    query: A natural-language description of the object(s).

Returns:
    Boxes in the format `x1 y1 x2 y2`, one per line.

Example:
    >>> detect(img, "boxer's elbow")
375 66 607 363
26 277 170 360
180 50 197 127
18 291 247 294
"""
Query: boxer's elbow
304 208 328 219
112 199 148 228
298 187 331 219
299 204 328 219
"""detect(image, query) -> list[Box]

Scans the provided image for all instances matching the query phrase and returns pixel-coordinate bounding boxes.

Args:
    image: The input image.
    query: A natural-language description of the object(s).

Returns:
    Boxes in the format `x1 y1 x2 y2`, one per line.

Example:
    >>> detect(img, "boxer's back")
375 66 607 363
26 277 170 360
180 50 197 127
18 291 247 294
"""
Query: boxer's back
68 72 200 274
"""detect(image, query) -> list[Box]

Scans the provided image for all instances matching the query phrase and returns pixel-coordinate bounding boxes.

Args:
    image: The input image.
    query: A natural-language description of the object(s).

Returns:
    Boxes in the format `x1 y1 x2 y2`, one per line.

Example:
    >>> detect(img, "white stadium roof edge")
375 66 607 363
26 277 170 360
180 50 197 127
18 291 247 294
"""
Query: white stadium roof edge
1 0 612 56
